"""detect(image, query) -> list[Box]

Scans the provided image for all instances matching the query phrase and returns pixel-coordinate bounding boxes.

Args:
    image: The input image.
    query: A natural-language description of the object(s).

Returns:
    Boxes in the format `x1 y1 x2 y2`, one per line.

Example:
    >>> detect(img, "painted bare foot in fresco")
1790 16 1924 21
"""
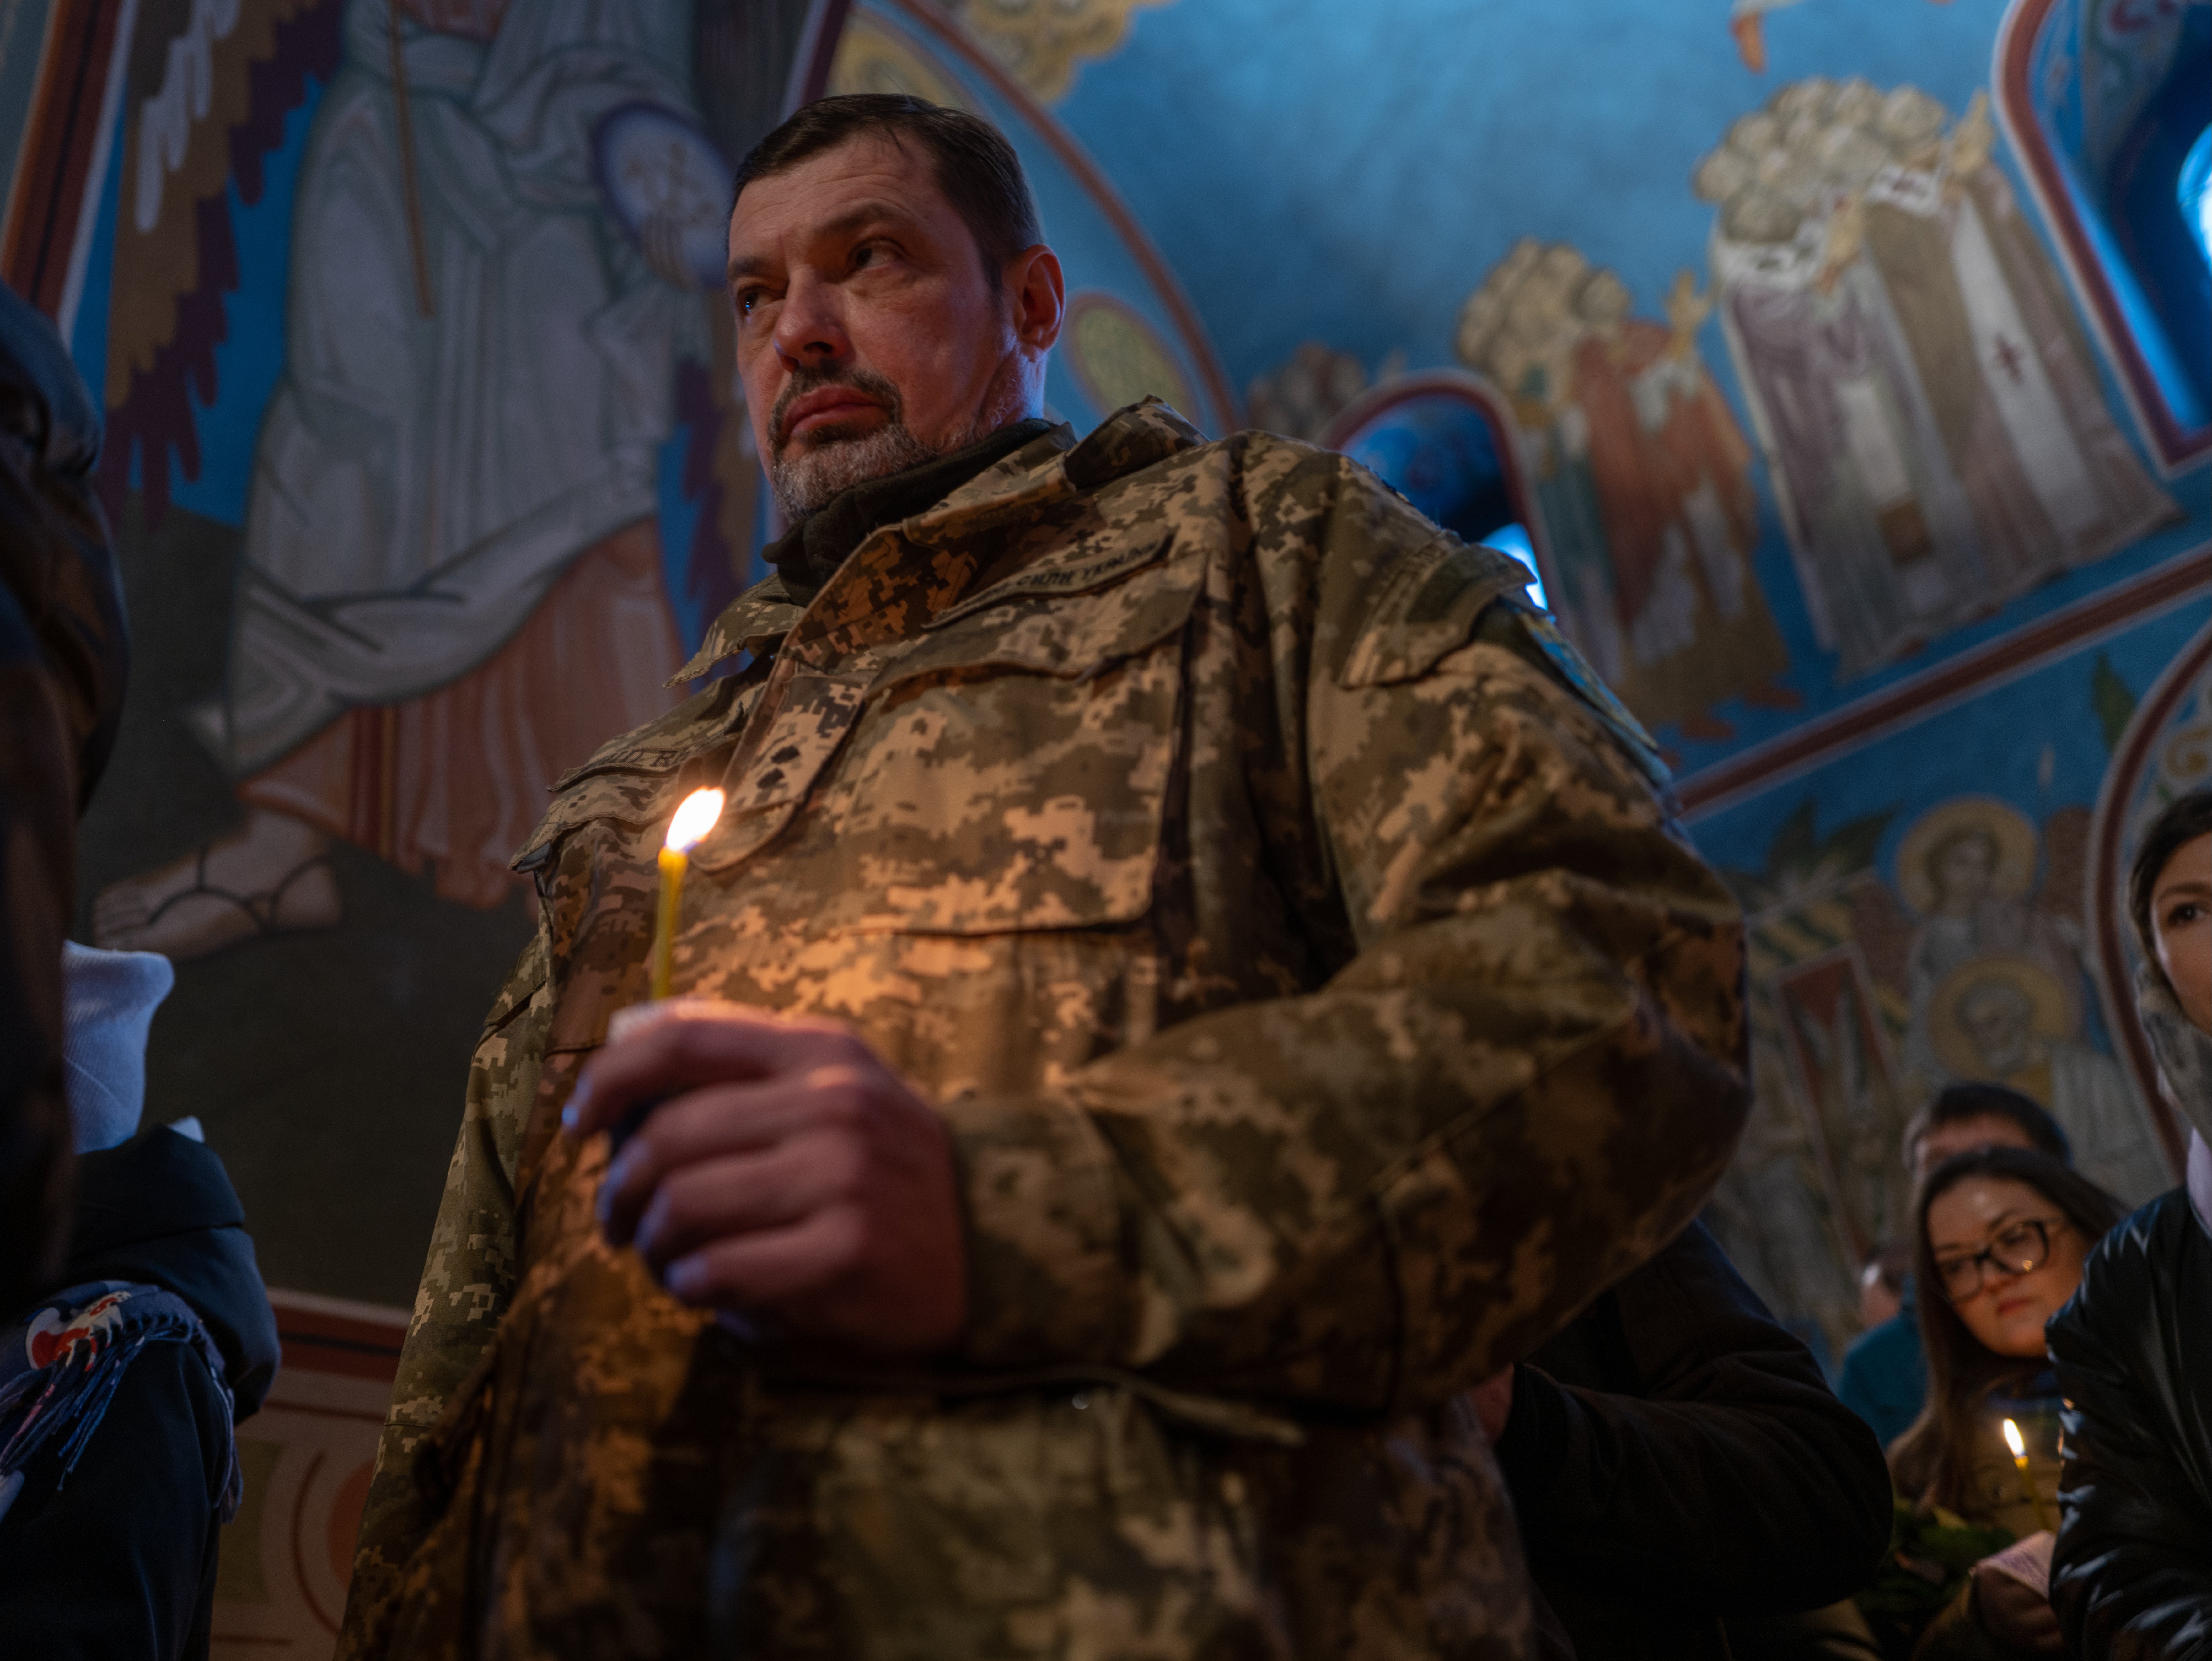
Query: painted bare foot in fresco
92 809 342 960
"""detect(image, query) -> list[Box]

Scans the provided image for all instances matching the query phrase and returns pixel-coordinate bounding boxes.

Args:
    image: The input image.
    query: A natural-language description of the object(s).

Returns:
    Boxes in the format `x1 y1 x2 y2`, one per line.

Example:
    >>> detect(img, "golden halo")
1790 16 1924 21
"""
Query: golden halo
1063 293 1195 422
1927 952 2078 1081
1895 795 2038 916
827 18 968 110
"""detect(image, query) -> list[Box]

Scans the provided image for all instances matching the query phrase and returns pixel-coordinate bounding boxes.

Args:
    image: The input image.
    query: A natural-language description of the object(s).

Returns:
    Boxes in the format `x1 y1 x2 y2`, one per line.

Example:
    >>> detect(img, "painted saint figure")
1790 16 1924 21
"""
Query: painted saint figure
1893 796 2082 1092
1697 77 2176 683
1458 239 1789 732
1929 954 2172 1205
93 0 708 957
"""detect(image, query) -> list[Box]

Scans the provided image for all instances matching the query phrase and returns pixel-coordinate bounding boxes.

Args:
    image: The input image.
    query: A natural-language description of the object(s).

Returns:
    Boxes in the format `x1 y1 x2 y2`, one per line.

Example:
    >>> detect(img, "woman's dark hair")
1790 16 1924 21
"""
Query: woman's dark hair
731 94 1042 289
1889 1146 2123 1512
2129 786 2212 979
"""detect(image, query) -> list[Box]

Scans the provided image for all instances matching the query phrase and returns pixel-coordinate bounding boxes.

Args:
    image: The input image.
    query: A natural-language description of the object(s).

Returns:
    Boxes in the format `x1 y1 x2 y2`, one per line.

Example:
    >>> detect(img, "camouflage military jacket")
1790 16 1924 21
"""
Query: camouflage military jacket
340 401 1749 1661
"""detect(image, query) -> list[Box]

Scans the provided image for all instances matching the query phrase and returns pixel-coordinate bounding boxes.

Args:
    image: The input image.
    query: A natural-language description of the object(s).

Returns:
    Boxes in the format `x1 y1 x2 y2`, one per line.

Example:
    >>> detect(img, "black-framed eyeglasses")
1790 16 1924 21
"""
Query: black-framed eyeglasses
1932 1217 2067 1302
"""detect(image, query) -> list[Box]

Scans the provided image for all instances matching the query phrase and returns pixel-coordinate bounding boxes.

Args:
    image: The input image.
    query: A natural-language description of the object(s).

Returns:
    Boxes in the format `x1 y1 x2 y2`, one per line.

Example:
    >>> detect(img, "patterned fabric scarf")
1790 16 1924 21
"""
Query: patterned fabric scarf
0 1280 240 1524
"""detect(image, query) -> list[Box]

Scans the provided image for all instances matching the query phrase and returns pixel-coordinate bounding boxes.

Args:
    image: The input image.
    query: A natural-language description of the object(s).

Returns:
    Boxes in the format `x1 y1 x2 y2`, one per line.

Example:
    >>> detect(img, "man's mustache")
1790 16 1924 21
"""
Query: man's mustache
770 367 904 450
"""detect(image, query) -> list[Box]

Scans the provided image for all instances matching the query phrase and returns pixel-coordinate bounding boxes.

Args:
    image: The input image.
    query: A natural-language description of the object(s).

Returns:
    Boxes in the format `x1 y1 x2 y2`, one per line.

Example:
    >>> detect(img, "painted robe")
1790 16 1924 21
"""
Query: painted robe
194 0 701 905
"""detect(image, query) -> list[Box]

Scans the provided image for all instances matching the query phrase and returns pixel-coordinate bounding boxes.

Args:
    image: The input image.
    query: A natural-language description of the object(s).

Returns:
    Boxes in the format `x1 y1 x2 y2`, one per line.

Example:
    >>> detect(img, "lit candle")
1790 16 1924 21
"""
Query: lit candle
2002 1417 2055 1534
651 788 725 1001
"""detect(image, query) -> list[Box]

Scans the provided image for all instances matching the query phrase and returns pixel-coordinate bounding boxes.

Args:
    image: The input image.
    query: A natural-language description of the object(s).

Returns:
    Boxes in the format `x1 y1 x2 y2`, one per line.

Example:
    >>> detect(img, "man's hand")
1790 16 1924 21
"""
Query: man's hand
563 1000 965 1356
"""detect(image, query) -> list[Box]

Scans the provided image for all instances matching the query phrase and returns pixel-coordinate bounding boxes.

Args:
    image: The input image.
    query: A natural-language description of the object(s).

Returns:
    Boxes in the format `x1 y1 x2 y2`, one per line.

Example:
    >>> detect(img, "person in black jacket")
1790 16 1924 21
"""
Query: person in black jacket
2048 787 2212 1659
0 941 281 1658
0 281 130 1314
1477 1219 1894 1660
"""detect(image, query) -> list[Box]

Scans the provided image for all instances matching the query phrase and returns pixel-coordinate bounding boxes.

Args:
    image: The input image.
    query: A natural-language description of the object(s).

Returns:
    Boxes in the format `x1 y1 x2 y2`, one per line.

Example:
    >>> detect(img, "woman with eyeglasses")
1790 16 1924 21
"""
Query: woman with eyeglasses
1855 1145 2122 1659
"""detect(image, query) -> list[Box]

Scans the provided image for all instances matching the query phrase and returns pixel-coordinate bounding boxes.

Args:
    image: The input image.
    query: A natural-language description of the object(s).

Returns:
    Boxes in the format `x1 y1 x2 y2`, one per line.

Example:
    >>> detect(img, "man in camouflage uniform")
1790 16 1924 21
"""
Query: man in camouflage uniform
340 95 1749 1660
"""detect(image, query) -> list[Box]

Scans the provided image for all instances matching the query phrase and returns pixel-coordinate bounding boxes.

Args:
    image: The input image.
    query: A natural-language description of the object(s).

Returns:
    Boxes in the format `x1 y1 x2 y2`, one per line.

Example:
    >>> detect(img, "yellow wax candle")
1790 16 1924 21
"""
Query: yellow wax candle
651 788 725 1001
2002 1417 2055 1534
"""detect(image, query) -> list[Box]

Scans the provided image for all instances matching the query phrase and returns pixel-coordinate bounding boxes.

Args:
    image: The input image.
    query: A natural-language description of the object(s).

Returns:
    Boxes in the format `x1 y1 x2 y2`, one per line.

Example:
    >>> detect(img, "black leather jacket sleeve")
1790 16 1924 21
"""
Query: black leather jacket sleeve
2048 1190 2212 1661
1495 1220 1894 1618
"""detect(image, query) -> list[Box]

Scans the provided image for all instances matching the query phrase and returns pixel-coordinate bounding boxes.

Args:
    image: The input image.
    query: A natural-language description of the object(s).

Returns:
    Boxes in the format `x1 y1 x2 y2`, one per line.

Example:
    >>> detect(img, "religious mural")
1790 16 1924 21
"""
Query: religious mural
90 0 742 965
2002 0 2212 471
1456 240 1794 733
946 0 1173 102
1701 614 2205 1354
1246 341 1403 443
1695 77 2178 682
1726 0 1954 75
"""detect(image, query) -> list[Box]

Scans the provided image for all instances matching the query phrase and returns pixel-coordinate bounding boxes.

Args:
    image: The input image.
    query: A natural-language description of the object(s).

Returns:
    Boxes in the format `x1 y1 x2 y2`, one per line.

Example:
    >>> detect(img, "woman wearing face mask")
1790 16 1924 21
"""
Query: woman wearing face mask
2047 787 2212 1658
1858 1146 2122 1659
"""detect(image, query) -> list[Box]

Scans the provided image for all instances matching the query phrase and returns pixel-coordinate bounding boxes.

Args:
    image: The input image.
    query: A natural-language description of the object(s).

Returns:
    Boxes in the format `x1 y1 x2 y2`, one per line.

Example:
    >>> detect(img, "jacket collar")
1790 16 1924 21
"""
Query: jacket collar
670 398 1207 686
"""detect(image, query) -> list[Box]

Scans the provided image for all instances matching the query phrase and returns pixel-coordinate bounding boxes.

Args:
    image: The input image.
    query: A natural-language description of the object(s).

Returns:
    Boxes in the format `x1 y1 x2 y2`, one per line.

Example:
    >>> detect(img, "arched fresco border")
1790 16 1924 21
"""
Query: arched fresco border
0 0 133 324
1992 0 2212 475
787 0 859 114
1679 543 2211 818
857 0 1240 435
1316 368 1545 583
2087 616 2211 1172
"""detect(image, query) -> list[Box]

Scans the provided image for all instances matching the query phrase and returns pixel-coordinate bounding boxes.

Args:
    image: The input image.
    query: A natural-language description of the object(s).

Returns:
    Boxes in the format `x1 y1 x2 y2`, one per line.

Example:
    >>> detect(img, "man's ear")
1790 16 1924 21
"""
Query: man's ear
1006 245 1065 354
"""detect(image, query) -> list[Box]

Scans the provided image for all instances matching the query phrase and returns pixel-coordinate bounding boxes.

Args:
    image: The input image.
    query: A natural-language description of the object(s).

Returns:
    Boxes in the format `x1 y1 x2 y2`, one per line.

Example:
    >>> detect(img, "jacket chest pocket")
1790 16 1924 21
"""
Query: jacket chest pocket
803 559 1201 938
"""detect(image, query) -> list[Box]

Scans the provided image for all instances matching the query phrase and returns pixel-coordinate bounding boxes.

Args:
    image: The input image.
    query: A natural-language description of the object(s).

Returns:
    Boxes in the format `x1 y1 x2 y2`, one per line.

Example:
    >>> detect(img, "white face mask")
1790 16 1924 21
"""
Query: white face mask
61 941 175 1153
2136 963 2212 1146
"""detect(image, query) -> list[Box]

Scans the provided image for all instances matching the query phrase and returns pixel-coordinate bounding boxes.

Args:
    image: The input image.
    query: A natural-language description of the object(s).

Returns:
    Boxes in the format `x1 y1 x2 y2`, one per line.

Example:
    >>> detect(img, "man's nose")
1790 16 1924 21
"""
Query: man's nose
774 269 849 369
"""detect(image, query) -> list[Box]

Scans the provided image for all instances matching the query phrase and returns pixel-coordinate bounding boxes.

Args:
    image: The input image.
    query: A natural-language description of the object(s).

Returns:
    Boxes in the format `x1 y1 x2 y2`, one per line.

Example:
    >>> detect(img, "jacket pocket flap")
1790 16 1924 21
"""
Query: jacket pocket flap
517 682 758 871
691 672 869 874
893 543 1199 690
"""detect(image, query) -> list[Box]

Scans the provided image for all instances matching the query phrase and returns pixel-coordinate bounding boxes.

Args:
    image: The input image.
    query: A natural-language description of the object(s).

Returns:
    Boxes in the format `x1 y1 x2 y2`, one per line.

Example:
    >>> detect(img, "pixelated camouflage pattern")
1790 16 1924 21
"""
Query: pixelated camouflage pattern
339 400 1749 1660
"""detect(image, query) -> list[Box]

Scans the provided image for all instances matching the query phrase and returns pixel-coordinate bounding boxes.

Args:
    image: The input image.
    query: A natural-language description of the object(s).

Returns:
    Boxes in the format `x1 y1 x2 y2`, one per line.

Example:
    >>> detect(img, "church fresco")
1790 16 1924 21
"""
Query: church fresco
90 0 725 964
945 0 1173 102
1695 605 2205 1352
1456 240 1793 732
1697 77 2178 682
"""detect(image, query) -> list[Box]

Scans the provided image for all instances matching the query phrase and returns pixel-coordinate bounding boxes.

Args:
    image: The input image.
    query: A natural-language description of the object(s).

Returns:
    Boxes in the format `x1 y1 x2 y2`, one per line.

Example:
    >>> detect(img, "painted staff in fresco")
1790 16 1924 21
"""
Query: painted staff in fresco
1697 77 2176 681
1458 238 1790 733
91 0 734 961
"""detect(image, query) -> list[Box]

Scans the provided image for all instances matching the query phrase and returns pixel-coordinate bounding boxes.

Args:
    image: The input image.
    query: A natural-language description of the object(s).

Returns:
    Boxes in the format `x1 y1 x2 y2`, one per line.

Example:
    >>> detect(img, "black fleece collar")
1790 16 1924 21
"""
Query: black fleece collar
763 417 1059 602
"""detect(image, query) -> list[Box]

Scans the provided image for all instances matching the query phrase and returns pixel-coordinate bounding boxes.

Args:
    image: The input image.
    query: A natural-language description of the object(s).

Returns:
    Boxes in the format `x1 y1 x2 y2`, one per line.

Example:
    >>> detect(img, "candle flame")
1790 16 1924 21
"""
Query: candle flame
2002 1417 2026 1459
665 787 725 854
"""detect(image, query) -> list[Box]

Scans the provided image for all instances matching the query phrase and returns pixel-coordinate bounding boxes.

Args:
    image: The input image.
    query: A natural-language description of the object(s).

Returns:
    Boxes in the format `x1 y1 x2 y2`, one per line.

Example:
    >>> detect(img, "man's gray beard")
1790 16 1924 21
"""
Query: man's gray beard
770 420 944 524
